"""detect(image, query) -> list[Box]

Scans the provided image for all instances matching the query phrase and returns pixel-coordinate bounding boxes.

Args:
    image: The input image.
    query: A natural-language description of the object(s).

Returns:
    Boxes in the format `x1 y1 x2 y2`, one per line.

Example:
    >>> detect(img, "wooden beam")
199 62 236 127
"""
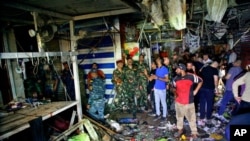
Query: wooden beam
73 8 136 21
120 0 142 11
0 17 33 25
82 114 116 135
3 1 72 20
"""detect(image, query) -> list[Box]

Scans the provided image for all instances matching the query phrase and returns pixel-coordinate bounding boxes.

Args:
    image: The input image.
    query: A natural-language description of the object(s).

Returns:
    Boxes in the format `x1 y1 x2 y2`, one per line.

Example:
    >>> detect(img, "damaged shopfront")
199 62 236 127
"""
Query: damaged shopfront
1 0 250 141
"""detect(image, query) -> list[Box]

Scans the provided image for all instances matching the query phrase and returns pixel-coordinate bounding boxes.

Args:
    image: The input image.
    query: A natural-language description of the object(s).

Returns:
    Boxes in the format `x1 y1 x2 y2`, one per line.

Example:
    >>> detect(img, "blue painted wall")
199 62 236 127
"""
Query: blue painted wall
78 35 115 99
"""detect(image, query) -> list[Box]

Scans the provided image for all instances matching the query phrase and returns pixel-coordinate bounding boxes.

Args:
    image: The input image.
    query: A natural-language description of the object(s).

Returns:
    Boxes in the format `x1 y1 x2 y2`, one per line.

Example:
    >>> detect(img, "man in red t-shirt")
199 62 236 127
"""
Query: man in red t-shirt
172 63 203 139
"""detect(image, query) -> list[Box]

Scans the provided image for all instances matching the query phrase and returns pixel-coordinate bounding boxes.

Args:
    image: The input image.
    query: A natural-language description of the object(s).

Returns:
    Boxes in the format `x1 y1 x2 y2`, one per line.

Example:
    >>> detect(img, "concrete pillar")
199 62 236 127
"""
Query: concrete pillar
5 29 25 100
113 17 122 67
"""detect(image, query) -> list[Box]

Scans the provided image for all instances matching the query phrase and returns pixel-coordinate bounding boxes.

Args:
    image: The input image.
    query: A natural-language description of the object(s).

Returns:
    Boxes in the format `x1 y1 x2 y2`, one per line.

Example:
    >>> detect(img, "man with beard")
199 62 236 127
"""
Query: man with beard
173 63 203 139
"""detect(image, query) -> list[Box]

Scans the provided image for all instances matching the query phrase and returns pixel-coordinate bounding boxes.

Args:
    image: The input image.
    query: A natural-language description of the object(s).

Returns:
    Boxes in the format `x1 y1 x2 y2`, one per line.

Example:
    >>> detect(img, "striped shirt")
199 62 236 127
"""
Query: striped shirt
173 74 202 104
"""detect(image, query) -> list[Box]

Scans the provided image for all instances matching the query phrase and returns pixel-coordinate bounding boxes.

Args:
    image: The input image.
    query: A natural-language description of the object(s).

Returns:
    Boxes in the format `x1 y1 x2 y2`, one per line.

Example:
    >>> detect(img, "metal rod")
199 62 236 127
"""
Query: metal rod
73 8 136 21
0 52 78 59
233 27 250 47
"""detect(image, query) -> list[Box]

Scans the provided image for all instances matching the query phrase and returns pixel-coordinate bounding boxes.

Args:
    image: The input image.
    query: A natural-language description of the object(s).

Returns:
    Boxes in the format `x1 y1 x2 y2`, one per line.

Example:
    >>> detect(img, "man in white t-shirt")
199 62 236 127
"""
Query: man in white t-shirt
228 49 237 66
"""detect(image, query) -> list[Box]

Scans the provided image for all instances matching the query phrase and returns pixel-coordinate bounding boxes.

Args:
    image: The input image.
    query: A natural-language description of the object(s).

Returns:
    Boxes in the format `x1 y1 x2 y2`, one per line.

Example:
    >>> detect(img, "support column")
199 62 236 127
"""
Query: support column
32 12 44 52
69 20 82 121
3 29 25 100
114 17 122 66
3 32 16 100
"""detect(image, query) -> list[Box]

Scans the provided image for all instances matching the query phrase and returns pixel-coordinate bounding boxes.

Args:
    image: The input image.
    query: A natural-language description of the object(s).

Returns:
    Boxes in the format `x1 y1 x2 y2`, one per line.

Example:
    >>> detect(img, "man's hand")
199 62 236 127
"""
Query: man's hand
88 85 93 91
193 90 198 96
86 104 90 109
116 78 122 85
235 96 241 104
151 74 157 80
171 88 177 98
214 88 219 95
139 85 143 90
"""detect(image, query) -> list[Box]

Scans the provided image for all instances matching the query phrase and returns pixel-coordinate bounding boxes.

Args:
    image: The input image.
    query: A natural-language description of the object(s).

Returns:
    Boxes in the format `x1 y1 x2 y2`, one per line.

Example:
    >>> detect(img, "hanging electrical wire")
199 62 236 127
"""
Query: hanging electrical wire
78 31 109 65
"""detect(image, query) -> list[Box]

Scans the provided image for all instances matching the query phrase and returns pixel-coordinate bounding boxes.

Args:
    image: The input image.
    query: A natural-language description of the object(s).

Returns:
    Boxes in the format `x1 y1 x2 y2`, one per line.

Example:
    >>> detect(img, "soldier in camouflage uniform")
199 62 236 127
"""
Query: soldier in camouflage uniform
87 70 106 120
111 60 126 110
123 57 139 118
136 54 149 110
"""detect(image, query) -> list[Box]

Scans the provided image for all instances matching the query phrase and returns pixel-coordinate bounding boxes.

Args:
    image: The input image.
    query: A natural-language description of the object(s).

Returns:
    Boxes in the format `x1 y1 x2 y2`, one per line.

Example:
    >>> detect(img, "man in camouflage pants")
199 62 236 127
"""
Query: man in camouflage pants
111 60 126 110
136 54 149 111
123 57 139 118
87 70 106 120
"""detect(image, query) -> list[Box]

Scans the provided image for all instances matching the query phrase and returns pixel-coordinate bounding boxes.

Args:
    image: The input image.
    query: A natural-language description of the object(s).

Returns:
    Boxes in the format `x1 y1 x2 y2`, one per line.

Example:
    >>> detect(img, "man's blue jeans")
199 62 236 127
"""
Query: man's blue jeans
218 90 235 115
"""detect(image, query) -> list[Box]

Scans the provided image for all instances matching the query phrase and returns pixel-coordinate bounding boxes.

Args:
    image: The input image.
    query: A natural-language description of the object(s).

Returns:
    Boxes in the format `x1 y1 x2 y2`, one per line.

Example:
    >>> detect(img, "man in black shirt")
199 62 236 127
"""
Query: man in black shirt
198 61 219 126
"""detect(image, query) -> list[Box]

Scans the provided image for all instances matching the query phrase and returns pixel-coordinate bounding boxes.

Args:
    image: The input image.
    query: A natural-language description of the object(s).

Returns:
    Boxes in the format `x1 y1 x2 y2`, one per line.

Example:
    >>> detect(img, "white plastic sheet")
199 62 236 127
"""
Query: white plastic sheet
164 0 186 30
205 0 228 23
150 0 164 26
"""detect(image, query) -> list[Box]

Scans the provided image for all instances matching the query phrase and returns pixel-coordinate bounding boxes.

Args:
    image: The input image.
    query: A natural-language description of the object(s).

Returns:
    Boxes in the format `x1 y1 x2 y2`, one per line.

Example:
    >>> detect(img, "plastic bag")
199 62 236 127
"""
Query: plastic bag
68 133 90 141
218 78 225 94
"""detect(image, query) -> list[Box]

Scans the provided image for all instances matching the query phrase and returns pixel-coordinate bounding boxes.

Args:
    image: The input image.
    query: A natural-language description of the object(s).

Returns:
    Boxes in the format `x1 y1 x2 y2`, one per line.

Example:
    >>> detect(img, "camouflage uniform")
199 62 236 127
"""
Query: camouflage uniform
123 64 139 118
111 68 126 108
88 77 105 120
136 61 149 109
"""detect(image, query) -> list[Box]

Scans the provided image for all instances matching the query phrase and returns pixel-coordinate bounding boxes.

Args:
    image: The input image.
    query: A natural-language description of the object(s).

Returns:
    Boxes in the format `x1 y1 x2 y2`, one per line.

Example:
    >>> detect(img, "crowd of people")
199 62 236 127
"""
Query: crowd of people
58 47 249 140
102 47 249 140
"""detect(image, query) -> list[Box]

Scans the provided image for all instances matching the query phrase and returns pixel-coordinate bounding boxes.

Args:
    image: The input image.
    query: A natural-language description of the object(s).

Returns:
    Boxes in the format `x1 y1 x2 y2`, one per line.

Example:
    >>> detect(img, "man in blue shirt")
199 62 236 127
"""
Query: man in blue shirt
150 56 169 121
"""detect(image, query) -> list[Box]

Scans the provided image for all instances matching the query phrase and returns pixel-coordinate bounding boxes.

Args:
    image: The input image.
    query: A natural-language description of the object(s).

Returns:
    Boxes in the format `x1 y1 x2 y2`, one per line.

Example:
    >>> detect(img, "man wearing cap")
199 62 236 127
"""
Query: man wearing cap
136 54 150 111
111 59 126 110
172 63 203 138
123 57 139 118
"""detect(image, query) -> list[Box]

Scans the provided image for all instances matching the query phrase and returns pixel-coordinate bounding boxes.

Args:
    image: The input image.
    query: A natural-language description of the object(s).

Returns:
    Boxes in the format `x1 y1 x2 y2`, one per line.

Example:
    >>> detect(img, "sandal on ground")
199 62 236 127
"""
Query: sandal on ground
174 129 184 138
